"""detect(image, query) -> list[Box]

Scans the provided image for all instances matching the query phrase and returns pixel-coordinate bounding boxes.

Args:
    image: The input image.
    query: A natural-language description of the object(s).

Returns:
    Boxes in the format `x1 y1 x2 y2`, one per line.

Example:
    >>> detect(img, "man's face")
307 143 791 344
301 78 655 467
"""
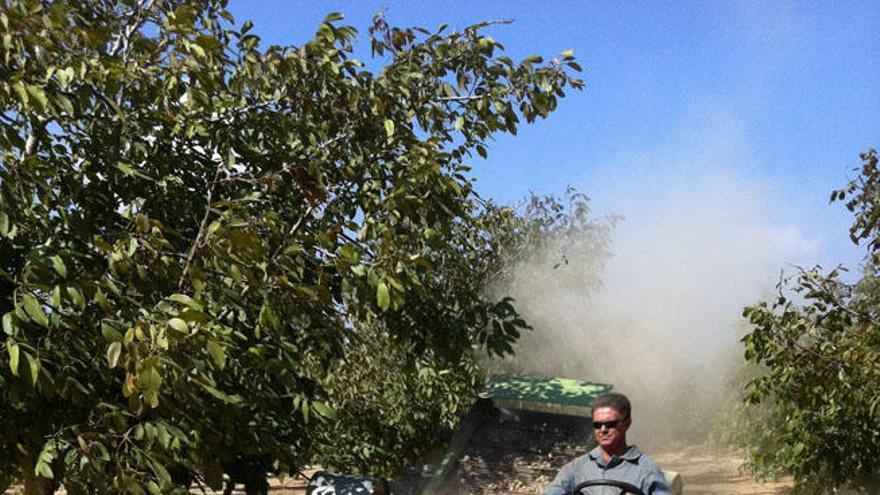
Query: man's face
592 406 630 451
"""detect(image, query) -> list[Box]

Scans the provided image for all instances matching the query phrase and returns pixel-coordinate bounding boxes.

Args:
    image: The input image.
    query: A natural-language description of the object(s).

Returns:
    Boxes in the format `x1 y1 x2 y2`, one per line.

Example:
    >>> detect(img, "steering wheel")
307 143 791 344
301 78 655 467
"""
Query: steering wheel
571 479 646 495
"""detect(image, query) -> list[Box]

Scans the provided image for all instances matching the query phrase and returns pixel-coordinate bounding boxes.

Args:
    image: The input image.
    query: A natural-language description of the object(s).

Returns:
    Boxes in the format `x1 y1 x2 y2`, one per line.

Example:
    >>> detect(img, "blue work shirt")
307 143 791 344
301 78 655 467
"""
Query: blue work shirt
542 446 671 495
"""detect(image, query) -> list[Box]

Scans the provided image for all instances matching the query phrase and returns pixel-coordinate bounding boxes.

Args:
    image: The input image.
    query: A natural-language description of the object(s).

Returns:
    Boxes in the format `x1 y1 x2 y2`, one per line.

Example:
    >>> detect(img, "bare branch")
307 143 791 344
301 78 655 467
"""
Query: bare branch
435 94 487 103
179 166 224 289
108 0 156 59
270 204 316 262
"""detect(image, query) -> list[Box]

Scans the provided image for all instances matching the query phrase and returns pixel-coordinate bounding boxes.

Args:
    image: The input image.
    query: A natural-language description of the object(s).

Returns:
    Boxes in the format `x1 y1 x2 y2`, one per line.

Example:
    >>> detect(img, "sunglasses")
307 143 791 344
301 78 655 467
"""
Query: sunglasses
591 420 624 430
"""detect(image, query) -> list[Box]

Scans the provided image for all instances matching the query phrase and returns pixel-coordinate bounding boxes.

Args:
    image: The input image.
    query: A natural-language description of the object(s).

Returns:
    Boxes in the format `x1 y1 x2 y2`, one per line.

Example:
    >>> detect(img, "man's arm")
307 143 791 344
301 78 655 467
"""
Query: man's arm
641 465 673 495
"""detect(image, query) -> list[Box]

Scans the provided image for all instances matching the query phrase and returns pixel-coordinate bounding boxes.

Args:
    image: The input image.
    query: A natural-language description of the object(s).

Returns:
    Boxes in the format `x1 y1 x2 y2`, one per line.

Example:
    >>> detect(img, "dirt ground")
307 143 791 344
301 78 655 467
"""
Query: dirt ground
2 445 796 495
652 446 792 495
211 447 792 494
210 446 794 495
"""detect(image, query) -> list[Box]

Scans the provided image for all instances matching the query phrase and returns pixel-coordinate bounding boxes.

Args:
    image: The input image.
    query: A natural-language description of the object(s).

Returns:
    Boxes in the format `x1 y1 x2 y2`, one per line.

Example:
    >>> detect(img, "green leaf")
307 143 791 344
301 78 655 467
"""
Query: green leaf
201 383 240 404
149 458 172 488
188 42 206 58
56 67 71 88
146 481 161 495
50 255 67 278
2 312 14 336
376 282 390 310
207 340 226 369
156 424 171 448
125 478 145 495
21 293 48 328
94 289 111 312
106 342 122 368
384 119 395 137
51 285 61 309
168 318 188 333
25 352 39 386
338 244 358 261
386 276 404 292
312 401 336 419
168 293 203 310
0 212 8 236
12 82 28 105
6 341 19 376
206 219 222 237
55 95 74 115
114 162 154 181
26 85 48 112
66 286 85 310
101 323 123 342
34 460 53 480
139 366 161 391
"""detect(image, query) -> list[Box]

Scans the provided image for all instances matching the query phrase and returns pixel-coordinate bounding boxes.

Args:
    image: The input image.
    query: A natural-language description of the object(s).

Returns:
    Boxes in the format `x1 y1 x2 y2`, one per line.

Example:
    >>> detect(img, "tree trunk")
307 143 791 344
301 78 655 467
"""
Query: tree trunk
18 455 56 495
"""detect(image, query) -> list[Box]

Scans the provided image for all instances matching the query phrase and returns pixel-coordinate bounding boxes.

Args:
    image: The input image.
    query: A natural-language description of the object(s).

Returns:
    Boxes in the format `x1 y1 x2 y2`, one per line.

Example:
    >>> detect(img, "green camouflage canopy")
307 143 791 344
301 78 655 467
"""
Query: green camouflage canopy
482 374 612 417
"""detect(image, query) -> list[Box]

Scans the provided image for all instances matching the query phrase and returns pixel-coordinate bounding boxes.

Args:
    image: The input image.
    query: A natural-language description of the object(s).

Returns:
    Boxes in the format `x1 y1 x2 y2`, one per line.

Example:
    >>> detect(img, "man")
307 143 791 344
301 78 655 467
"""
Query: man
543 393 671 495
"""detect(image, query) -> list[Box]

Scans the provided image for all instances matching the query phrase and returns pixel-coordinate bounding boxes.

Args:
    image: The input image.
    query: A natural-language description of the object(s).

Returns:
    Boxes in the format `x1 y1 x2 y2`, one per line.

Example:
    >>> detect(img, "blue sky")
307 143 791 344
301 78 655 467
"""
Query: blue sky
228 1 879 276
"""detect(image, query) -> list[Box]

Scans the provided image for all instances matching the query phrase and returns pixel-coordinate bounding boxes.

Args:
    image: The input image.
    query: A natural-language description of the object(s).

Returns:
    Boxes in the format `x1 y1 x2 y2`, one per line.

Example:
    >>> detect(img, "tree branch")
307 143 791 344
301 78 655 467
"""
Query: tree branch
108 0 156 59
434 94 487 103
179 166 223 289
270 204 316 263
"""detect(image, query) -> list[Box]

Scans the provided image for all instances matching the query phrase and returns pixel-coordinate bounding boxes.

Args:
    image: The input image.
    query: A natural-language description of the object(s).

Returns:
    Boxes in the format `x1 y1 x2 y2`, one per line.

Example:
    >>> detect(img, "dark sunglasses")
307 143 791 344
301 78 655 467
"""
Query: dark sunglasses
591 420 623 430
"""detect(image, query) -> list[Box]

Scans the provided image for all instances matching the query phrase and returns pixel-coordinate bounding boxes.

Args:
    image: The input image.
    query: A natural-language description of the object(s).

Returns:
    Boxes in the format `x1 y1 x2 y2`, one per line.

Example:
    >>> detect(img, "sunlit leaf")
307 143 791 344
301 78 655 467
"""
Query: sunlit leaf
6 341 19 376
21 293 48 328
106 342 122 368
167 318 188 334
312 401 336 419
376 282 390 310
207 340 226 369
25 352 39 386
50 256 67 278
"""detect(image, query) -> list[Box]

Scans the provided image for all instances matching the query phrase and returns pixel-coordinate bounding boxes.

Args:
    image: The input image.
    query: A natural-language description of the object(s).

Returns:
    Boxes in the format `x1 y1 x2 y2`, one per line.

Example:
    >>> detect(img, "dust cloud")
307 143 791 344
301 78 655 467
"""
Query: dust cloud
491 163 824 452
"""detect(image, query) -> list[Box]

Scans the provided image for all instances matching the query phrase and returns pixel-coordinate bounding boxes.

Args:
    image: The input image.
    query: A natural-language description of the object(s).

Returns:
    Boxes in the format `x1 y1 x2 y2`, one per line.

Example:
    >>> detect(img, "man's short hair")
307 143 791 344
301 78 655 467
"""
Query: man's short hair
592 393 631 420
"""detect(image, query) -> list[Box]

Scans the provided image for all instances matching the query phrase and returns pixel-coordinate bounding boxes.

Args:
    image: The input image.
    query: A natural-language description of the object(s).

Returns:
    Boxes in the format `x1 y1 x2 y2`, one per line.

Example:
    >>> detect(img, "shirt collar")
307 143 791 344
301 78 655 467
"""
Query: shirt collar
588 445 642 464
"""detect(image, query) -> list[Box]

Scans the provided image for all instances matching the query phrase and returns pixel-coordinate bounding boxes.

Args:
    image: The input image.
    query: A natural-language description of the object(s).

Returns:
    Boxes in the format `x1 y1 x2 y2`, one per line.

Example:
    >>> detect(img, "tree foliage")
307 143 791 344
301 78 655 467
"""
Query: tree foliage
0 0 583 493
312 188 612 477
741 149 880 493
